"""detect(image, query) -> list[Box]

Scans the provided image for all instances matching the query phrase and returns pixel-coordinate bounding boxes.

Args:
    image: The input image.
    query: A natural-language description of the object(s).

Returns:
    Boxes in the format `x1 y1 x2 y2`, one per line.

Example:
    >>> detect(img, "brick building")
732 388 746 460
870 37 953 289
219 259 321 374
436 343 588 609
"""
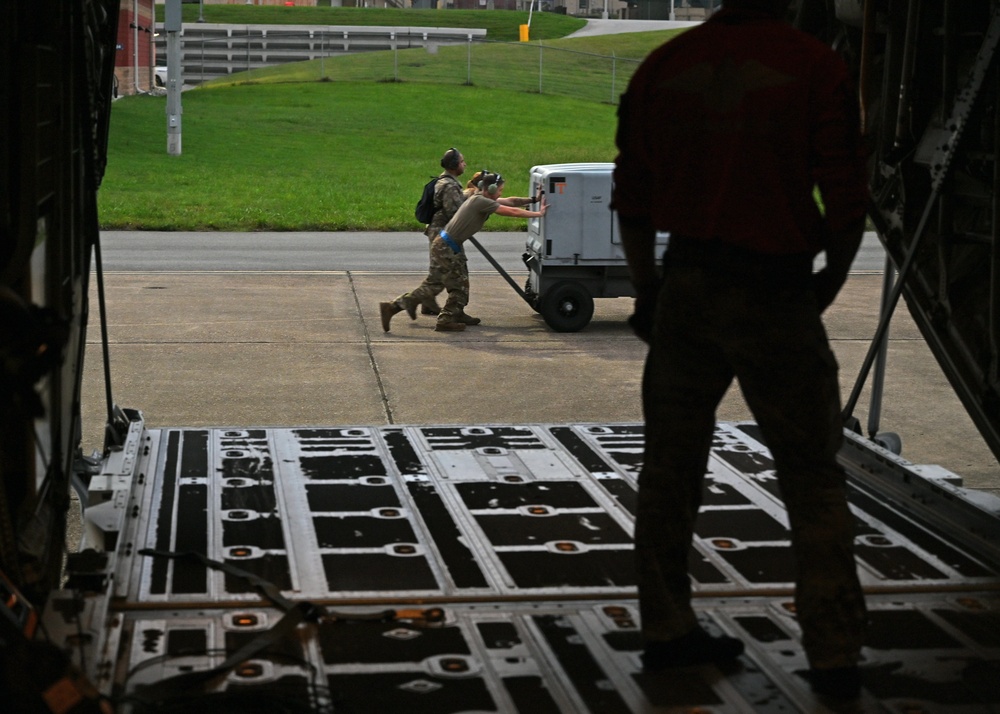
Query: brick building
118 0 157 95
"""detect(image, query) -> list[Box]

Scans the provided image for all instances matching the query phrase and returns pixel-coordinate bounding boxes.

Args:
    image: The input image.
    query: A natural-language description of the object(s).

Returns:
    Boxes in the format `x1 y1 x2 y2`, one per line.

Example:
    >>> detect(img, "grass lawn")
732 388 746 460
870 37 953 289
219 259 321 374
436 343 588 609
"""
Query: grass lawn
204 27 675 92
101 10 685 231
100 83 618 231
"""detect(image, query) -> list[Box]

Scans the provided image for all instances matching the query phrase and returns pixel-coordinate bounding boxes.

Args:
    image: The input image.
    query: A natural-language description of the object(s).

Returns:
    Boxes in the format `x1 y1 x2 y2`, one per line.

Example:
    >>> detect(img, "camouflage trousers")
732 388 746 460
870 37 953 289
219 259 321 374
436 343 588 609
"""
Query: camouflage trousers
418 231 445 305
397 236 469 323
635 258 867 669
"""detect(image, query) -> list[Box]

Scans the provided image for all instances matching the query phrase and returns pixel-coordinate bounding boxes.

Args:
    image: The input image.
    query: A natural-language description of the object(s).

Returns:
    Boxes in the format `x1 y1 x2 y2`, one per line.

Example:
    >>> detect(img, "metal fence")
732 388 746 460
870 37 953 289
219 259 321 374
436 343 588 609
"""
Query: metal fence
158 28 645 105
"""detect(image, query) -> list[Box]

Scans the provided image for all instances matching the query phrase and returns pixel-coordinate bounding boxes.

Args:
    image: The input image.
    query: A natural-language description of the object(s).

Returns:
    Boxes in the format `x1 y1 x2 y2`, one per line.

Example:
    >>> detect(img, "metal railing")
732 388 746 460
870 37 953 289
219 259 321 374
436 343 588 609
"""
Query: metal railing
155 25 644 105
155 24 488 80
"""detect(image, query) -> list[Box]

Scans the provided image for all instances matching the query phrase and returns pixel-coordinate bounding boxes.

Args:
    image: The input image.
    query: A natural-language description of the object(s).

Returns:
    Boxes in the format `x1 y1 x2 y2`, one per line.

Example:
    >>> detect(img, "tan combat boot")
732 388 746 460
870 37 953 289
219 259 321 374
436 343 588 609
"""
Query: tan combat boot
454 310 481 326
379 302 402 332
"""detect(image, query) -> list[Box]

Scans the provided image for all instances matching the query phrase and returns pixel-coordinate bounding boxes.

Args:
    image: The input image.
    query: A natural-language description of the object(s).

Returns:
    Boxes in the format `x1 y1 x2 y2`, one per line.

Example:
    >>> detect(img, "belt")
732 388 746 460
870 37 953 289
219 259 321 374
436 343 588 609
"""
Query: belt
439 230 462 254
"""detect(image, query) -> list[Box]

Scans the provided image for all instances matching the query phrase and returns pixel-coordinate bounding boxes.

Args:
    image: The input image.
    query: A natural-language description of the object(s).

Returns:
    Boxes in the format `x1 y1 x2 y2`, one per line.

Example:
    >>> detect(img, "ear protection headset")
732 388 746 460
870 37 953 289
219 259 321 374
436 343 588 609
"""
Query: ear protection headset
467 170 487 190
478 172 503 195
441 147 461 170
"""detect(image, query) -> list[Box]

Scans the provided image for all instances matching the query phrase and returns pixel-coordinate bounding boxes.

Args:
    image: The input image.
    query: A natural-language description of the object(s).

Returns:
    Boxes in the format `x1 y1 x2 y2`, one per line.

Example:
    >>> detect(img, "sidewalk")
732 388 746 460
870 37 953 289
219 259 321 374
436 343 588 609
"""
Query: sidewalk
565 19 701 38
81 270 999 497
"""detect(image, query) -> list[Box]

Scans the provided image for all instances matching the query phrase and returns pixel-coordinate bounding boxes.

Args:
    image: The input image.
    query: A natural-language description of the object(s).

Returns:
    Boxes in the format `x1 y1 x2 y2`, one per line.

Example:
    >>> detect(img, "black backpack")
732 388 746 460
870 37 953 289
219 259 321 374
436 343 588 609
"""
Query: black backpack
414 176 438 224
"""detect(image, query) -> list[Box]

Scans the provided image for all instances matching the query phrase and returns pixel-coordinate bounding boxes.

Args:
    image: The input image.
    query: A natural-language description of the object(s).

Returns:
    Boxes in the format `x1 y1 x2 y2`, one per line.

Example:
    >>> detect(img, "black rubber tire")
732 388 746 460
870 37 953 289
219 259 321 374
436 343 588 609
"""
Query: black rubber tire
873 432 902 455
539 281 595 332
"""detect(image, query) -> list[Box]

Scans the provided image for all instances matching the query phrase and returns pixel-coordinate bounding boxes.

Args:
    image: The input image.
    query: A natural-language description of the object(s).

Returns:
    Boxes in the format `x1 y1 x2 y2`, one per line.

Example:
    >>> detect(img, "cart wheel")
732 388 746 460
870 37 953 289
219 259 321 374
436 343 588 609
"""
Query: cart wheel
539 281 595 332
873 432 902 455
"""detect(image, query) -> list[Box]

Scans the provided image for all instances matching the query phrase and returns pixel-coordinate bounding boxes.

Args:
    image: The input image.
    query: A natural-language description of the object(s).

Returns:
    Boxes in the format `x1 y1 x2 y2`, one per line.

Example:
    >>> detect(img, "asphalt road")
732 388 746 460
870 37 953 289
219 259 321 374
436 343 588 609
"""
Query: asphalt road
97 230 888 272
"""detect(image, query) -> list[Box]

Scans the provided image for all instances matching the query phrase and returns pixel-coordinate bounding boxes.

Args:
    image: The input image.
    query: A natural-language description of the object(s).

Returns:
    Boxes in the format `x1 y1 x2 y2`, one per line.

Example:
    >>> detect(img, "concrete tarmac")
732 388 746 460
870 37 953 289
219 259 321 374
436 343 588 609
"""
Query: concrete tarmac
80 258 999 499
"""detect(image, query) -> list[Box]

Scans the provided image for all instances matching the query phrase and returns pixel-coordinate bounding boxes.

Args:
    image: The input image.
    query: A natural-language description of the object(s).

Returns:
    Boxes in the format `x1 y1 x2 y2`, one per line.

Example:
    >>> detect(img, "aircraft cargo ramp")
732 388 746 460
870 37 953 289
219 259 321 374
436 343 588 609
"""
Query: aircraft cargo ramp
52 419 999 712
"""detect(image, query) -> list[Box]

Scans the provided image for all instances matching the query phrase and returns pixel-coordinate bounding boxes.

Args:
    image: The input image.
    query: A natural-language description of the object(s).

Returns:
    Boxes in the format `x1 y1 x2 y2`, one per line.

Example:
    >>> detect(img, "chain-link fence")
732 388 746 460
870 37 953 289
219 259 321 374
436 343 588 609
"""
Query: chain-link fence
161 29 645 105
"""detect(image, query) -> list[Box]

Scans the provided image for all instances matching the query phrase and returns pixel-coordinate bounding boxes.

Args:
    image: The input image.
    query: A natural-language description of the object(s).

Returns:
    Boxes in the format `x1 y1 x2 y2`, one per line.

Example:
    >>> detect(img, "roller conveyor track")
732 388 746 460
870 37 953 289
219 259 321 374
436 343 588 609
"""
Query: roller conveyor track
53 421 1000 712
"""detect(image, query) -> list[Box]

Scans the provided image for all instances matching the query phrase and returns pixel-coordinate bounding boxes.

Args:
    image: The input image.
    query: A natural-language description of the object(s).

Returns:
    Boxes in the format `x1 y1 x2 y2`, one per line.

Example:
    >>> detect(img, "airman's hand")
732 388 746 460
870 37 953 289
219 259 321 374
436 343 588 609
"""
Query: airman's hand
628 278 662 344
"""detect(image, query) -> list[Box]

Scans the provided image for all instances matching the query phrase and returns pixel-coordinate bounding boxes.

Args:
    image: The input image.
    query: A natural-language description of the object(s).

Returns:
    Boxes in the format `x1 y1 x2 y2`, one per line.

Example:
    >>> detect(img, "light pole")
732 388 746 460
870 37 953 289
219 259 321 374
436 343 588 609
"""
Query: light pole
165 0 183 155
198 0 205 23
669 0 675 21
602 0 608 20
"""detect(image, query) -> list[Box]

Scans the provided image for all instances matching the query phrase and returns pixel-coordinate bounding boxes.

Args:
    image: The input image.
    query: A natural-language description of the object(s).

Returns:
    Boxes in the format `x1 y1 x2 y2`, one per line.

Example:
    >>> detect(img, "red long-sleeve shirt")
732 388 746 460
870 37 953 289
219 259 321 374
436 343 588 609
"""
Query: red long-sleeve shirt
612 7 868 256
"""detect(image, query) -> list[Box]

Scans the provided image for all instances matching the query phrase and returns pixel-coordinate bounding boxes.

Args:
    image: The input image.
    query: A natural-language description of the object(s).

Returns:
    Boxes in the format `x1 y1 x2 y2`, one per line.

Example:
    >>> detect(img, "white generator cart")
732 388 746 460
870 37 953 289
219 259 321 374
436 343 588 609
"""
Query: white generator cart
521 163 669 332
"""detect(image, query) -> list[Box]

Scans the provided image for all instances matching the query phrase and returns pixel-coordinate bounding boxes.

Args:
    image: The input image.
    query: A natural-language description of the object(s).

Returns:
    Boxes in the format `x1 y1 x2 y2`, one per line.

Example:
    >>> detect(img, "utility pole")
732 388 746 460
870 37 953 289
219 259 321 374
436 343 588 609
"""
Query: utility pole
165 0 182 155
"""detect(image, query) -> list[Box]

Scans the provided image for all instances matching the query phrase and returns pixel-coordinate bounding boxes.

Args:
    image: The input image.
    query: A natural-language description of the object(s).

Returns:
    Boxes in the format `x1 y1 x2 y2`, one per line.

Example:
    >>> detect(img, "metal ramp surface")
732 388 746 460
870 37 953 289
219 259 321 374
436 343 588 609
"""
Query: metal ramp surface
77 423 1000 712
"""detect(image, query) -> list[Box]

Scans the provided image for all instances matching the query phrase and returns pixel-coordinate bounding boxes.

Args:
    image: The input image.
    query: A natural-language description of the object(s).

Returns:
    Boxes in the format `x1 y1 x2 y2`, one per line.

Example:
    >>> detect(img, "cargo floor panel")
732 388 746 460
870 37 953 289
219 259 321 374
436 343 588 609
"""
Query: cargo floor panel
109 594 1000 713
77 420 1000 711
123 424 1000 605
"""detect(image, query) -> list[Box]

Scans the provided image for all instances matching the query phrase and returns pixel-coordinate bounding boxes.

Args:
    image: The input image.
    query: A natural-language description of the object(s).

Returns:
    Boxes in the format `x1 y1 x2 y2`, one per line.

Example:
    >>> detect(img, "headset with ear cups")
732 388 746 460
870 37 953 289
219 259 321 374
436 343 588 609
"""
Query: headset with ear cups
441 147 461 170
478 172 503 195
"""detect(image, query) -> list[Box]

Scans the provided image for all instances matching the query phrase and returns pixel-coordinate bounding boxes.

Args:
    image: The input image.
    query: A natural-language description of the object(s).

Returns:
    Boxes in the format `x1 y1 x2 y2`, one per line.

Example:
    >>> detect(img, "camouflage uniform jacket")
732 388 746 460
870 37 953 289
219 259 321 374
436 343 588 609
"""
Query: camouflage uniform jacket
424 173 464 239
